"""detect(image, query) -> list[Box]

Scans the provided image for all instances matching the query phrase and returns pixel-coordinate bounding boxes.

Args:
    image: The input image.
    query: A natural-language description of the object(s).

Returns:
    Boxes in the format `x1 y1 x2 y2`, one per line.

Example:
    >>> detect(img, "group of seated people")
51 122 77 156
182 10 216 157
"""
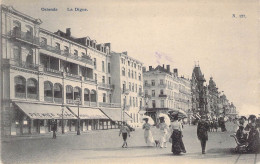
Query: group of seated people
236 115 260 153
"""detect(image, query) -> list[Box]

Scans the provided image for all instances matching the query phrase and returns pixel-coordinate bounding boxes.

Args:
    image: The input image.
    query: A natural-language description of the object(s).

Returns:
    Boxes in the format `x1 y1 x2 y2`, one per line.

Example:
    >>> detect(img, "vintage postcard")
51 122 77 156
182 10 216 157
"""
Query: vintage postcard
0 0 259 164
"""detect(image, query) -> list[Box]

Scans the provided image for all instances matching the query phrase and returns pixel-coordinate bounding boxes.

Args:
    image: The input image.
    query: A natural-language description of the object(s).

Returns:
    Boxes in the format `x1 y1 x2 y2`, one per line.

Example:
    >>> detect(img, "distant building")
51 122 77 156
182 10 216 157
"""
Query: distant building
143 65 191 122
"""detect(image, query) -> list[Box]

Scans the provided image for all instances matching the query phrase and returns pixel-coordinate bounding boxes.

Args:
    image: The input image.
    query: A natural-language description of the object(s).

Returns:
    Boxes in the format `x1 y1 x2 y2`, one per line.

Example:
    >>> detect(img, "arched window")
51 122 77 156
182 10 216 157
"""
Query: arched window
54 83 62 98
25 25 33 38
44 81 53 97
27 78 37 99
74 87 81 100
66 85 73 100
26 48 33 65
84 89 90 101
90 90 96 102
13 20 21 37
15 76 26 98
13 46 21 62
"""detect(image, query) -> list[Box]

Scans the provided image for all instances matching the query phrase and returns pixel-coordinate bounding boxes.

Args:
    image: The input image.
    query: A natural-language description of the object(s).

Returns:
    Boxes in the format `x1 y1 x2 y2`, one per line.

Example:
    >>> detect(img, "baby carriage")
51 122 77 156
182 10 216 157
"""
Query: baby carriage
230 133 248 153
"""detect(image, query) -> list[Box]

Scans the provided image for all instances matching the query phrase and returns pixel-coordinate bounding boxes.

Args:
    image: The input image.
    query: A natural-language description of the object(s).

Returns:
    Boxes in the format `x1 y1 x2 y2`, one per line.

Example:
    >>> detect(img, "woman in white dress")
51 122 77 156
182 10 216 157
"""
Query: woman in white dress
157 117 169 148
143 118 155 146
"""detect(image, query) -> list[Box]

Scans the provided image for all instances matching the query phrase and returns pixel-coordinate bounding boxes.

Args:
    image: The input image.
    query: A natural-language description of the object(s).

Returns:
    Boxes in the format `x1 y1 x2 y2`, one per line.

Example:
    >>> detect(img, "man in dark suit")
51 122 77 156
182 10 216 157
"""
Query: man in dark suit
51 119 57 139
197 115 210 154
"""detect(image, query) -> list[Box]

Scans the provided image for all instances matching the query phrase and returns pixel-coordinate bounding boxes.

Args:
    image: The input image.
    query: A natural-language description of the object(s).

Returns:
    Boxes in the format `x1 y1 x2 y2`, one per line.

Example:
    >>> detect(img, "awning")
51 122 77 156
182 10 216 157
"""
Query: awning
67 106 108 119
14 102 76 119
99 108 132 121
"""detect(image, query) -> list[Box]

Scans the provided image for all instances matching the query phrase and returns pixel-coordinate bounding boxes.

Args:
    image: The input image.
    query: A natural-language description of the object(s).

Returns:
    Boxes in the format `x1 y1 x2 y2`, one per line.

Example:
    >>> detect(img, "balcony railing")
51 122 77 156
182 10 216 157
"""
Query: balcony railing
9 30 40 46
84 77 97 84
159 94 167 98
44 67 63 76
40 44 93 65
10 59 38 70
66 73 81 80
98 83 112 89
27 94 38 99
15 92 26 98
99 102 121 108
44 96 53 102
54 98 63 104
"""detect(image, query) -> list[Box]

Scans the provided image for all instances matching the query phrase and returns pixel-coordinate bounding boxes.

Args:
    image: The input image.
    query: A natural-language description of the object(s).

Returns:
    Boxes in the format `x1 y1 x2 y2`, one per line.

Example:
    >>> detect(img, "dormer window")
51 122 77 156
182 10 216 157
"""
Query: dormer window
87 40 90 46
55 43 60 50
74 50 78 56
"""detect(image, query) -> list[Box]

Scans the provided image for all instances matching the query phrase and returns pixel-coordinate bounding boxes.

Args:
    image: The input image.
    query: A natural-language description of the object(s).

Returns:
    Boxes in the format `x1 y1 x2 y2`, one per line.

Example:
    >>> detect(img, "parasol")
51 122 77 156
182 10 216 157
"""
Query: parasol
142 115 155 125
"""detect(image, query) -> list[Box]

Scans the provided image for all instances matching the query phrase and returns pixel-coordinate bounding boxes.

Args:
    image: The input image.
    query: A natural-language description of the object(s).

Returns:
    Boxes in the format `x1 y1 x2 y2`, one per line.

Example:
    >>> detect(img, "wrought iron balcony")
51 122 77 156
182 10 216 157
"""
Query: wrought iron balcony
44 67 63 76
84 77 97 84
98 83 113 90
159 94 167 98
99 102 121 108
27 94 38 99
9 59 38 70
66 73 81 80
9 30 40 46
54 98 63 104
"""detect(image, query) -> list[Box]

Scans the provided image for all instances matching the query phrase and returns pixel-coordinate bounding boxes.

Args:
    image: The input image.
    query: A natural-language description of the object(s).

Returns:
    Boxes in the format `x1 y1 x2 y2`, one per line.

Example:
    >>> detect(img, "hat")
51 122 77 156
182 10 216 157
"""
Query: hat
143 118 148 121
248 115 256 120
240 116 247 120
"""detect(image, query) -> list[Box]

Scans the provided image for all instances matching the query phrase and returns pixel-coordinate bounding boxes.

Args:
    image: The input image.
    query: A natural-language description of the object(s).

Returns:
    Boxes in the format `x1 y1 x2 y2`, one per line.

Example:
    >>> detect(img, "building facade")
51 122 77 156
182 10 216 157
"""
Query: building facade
143 65 191 122
1 5 141 136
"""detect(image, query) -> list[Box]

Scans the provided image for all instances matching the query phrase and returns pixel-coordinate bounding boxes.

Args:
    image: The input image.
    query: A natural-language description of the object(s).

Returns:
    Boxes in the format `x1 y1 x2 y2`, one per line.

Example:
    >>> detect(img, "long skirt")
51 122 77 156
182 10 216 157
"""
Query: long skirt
171 130 183 154
160 130 168 144
144 130 154 145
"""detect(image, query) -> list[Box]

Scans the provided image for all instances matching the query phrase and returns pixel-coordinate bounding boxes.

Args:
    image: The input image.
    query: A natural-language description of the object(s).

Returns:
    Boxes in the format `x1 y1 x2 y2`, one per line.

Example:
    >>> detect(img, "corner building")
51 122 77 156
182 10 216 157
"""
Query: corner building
1 5 139 136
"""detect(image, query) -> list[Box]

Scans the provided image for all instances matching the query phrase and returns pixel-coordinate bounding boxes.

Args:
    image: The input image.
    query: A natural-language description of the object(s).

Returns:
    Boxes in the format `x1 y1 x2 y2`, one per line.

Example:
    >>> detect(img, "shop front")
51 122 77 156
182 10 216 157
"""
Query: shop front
11 102 77 135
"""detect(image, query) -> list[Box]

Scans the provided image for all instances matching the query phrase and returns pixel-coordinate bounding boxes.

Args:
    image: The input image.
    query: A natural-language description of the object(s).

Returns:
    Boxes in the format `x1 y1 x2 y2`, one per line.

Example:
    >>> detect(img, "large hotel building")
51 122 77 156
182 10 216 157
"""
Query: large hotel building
0 5 144 136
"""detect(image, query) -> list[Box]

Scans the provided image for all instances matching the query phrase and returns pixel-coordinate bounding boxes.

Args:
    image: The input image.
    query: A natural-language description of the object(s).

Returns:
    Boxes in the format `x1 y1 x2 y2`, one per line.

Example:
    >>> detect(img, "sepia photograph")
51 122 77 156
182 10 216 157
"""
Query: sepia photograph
0 0 259 163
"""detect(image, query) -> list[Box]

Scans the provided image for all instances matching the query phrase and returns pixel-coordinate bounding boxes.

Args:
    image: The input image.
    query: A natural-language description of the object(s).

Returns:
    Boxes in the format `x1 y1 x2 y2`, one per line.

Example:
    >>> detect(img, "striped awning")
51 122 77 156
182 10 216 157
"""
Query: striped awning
67 106 108 119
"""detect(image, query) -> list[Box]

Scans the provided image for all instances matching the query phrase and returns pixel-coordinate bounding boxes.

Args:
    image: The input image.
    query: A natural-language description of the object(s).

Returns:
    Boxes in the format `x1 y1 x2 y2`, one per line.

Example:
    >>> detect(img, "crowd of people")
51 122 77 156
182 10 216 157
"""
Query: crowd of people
118 113 260 155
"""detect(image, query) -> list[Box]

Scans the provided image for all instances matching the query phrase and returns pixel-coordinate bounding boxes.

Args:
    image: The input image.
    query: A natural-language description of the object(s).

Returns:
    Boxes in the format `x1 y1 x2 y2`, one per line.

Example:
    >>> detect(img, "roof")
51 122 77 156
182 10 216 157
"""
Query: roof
192 66 205 81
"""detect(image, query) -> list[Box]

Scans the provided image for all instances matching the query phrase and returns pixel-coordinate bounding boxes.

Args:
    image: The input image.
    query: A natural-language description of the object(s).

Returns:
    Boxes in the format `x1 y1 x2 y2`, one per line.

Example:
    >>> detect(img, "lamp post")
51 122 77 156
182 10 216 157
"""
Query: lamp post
76 97 80 135
61 104 64 134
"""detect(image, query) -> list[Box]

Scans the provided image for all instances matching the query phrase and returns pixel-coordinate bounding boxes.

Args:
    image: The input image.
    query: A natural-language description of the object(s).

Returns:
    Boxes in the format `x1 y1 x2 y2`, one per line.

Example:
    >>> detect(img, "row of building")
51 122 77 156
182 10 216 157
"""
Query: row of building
191 64 238 120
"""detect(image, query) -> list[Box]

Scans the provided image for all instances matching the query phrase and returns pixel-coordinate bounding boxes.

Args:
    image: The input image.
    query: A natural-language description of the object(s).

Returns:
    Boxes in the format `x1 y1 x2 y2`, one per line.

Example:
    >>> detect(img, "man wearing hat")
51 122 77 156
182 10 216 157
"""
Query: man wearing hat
197 115 210 154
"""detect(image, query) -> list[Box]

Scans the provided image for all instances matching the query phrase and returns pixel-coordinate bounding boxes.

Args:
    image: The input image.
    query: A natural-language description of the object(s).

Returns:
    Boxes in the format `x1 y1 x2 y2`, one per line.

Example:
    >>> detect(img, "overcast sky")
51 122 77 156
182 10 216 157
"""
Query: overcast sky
3 0 259 116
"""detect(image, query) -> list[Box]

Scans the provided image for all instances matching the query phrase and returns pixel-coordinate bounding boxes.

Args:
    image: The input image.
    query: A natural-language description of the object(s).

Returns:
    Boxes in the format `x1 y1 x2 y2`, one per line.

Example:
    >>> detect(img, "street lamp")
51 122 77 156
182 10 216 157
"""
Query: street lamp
61 104 64 134
76 97 81 135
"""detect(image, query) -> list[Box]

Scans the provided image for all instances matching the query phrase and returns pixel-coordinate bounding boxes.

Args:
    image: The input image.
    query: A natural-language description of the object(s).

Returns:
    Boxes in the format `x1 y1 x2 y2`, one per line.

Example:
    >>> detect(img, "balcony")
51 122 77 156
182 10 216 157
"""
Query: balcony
44 67 63 76
27 94 38 99
40 44 93 65
9 30 40 46
99 102 121 108
84 77 97 84
98 83 113 90
66 73 81 80
159 94 167 98
9 59 38 71
15 93 26 99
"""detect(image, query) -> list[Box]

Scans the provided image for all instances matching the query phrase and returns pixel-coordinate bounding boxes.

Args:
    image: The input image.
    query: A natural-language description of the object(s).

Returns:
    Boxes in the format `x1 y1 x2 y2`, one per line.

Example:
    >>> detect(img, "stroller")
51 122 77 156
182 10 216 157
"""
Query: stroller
230 133 248 153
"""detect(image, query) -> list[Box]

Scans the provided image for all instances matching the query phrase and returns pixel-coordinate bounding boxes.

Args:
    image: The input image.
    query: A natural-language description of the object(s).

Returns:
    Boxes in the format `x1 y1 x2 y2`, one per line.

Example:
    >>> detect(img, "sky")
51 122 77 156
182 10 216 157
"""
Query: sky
3 0 259 116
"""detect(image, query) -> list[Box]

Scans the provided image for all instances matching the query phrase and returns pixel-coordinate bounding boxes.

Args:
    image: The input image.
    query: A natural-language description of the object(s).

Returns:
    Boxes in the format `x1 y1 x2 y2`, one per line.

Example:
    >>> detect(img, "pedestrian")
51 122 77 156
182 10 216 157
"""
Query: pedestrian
170 114 186 155
142 118 155 146
51 119 57 139
197 115 210 154
156 117 169 148
119 122 131 148
244 115 260 153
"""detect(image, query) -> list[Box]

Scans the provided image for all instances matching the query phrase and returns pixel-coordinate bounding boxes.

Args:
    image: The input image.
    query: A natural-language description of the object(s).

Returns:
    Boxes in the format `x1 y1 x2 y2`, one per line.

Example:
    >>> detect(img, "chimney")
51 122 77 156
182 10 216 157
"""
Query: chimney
166 65 170 73
66 28 71 37
162 64 165 69
149 66 153 71
122 51 127 55
142 67 146 72
174 69 178 77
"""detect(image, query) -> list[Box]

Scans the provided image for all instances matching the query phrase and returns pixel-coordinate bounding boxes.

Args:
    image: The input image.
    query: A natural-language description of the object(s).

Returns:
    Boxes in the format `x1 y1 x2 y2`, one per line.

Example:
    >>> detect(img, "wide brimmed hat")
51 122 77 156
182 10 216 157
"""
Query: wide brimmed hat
248 115 256 120
240 116 247 120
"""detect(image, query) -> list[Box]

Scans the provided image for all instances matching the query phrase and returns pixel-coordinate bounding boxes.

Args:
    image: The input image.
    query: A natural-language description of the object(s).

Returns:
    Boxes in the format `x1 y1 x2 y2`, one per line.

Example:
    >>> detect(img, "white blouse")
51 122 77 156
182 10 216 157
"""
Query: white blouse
170 120 182 132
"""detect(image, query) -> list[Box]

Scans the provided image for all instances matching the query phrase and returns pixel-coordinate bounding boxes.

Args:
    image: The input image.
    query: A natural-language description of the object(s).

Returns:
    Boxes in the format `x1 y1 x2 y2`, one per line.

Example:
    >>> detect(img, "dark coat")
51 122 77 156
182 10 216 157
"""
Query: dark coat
197 120 209 141
51 120 57 131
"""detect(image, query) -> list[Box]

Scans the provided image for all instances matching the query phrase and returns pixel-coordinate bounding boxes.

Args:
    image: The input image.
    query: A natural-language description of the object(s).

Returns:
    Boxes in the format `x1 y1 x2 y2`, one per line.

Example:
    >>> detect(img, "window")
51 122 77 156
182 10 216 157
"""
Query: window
27 78 37 96
66 85 73 100
13 46 21 61
144 80 148 86
64 46 69 53
44 81 53 97
122 67 125 76
128 61 130 66
161 100 165 108
131 62 133 67
109 94 112 103
103 93 106 102
40 37 47 46
102 76 105 83
94 58 96 69
151 80 155 86
129 96 132 106
108 63 110 73
139 73 141 81
108 77 111 84
121 58 124 64
133 97 135 107
81 52 85 56
102 61 105 72
136 98 138 107
129 82 131 91
123 81 126 92
160 89 164 95
135 84 137 92
145 90 148 97
134 63 136 68
128 69 130 77
131 70 133 78
53 83 62 98
160 79 164 85
152 100 156 108
94 73 97 82
55 43 60 50
74 50 78 56
152 90 155 97
134 71 137 79
74 87 81 100
132 84 134 92
15 76 26 98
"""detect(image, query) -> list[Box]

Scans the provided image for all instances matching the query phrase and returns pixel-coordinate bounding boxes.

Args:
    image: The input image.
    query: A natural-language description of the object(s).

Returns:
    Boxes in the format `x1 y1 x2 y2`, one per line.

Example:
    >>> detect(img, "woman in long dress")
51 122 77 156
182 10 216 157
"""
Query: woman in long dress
170 114 186 155
143 118 155 146
157 117 169 148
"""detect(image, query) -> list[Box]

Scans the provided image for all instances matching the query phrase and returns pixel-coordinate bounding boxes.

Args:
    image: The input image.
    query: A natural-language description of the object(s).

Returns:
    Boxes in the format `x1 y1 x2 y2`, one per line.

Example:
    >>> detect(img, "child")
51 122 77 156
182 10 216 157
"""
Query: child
119 122 131 148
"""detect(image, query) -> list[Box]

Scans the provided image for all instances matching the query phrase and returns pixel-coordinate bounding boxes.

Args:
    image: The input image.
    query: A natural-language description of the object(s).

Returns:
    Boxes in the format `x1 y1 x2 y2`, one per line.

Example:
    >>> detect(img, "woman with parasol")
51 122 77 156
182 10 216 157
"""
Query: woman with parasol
156 116 169 148
142 117 155 146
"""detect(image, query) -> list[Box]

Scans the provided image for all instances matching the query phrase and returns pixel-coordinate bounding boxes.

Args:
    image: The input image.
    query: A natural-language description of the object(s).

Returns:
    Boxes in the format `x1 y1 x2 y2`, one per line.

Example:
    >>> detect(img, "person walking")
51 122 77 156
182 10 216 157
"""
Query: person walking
143 118 155 146
197 115 210 154
156 117 169 148
51 119 57 139
119 122 131 148
170 114 186 155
